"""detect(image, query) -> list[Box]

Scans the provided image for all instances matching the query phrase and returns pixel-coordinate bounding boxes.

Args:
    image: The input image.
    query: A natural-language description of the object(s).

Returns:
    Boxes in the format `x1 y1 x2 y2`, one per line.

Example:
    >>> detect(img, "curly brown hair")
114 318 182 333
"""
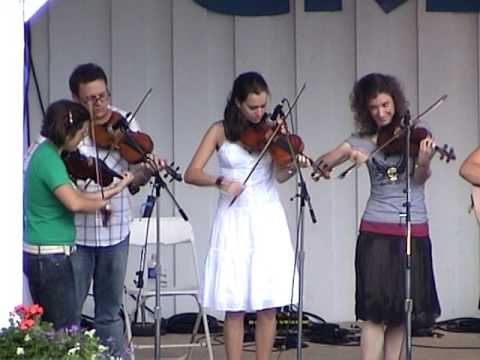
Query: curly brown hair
350 73 408 135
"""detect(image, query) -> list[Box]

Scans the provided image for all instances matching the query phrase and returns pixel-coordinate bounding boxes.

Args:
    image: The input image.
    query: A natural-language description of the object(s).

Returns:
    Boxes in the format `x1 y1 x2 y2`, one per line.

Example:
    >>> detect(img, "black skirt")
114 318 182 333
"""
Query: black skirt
355 231 441 327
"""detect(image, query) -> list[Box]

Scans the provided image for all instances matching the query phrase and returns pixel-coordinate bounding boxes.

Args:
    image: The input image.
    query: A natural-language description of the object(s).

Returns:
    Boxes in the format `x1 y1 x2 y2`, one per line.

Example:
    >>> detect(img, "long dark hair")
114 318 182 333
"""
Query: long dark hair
223 72 269 142
41 100 90 147
350 73 408 135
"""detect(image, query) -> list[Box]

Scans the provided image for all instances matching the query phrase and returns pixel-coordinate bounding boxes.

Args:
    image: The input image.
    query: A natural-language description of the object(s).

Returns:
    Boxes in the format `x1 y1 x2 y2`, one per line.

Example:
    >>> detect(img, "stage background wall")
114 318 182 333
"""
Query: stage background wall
27 0 480 322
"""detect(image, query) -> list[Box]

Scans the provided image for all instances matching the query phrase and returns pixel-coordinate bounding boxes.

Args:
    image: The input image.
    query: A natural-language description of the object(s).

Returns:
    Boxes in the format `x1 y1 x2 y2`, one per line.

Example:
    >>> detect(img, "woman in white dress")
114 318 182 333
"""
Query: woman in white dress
185 72 307 360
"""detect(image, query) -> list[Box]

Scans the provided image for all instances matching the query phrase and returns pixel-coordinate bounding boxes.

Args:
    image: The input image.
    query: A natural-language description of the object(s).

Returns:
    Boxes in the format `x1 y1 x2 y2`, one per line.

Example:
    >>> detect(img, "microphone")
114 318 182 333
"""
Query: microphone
142 195 155 218
270 104 284 120
403 109 411 127
106 112 132 134
113 112 132 130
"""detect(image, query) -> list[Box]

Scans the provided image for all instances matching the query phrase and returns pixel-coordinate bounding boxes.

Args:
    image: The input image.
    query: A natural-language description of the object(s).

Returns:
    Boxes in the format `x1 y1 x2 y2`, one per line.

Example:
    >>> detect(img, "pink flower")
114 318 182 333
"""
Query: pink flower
14 305 26 316
19 319 35 330
28 304 43 317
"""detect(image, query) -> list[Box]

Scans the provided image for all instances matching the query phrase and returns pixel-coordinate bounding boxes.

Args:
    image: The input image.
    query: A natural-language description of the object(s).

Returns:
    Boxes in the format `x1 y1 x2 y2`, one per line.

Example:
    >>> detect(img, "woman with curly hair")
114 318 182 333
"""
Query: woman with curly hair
312 73 441 360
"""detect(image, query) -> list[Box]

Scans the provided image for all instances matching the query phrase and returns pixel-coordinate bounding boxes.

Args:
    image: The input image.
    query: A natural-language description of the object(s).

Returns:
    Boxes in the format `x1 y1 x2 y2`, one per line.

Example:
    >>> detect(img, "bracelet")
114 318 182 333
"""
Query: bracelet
416 163 429 168
215 176 224 188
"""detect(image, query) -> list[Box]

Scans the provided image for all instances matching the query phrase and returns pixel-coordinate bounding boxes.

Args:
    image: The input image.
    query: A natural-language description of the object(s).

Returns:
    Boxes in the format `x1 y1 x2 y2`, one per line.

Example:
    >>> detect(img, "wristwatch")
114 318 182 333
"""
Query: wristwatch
215 176 224 188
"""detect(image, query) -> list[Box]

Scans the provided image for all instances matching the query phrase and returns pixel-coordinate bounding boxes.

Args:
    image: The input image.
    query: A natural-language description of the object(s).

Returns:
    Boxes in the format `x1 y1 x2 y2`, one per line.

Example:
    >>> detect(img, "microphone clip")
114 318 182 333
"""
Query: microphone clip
270 104 284 121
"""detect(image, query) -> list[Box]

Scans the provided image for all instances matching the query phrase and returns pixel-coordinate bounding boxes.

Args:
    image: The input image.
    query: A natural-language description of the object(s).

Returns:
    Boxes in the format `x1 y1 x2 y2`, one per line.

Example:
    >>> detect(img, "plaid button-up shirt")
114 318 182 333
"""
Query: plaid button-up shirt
74 107 139 247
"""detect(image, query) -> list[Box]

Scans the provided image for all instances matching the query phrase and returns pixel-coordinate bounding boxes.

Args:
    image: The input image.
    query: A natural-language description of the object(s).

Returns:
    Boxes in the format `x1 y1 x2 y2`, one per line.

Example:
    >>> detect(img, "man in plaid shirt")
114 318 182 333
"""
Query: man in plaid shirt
68 63 164 357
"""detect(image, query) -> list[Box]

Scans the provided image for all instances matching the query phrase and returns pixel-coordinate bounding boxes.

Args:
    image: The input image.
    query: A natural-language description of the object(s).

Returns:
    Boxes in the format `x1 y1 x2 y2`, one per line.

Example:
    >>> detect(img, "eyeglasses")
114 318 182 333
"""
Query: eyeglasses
80 89 111 105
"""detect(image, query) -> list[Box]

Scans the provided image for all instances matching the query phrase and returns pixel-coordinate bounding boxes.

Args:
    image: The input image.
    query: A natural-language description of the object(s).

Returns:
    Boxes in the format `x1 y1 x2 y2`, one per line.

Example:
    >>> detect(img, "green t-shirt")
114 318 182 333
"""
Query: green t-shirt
25 141 75 245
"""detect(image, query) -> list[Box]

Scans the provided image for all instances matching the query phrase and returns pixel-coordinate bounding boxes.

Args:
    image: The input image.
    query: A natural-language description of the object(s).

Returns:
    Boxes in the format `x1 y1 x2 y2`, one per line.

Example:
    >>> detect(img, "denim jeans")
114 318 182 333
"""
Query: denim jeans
70 237 129 356
23 252 78 331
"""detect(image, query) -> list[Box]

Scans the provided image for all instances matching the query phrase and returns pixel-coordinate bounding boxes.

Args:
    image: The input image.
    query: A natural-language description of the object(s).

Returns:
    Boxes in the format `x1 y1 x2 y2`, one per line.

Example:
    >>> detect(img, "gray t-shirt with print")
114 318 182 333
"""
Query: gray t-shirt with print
346 125 430 224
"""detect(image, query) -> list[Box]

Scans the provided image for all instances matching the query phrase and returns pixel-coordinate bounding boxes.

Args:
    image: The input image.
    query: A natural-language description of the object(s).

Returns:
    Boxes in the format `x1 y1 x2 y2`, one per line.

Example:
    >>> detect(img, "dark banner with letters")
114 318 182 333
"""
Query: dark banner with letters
305 0 342 12
193 0 289 16
194 0 480 16
427 0 480 12
374 0 408 13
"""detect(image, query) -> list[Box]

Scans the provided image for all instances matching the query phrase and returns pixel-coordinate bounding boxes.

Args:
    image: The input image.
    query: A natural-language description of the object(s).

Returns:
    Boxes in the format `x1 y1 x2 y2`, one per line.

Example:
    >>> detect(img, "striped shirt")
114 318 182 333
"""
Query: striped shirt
74 107 139 247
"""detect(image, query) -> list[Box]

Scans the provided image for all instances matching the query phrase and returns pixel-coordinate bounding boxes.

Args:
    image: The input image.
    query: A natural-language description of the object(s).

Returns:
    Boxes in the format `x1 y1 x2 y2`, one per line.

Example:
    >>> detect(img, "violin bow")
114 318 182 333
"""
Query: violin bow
121 88 168 174
229 83 306 207
87 101 110 226
125 88 152 128
337 94 448 179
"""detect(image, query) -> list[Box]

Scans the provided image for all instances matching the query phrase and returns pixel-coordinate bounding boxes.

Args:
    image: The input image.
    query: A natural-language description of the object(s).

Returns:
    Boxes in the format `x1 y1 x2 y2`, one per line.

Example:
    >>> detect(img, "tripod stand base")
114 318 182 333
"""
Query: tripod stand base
274 336 309 350
130 321 167 337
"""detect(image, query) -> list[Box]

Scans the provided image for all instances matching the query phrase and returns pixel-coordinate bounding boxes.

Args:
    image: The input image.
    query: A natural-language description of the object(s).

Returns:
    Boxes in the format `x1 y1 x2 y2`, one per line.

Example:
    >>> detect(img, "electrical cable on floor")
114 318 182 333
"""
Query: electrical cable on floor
413 344 480 350
435 317 480 333
140 312 480 352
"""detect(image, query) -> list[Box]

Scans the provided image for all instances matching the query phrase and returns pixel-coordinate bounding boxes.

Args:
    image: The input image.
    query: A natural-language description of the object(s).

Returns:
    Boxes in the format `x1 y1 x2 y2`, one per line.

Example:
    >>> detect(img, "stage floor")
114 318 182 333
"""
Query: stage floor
130 324 480 360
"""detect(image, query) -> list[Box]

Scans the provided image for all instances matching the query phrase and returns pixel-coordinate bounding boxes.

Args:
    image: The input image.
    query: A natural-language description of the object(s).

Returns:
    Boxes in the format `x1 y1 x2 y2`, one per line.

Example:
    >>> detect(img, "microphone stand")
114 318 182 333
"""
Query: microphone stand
293 161 316 360
402 111 413 360
142 171 188 360
281 99 317 360
123 125 186 358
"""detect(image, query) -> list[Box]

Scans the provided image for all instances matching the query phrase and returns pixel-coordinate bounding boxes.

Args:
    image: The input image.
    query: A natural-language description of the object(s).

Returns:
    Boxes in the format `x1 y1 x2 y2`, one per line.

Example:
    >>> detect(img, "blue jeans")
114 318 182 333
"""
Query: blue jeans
70 237 129 356
23 252 78 331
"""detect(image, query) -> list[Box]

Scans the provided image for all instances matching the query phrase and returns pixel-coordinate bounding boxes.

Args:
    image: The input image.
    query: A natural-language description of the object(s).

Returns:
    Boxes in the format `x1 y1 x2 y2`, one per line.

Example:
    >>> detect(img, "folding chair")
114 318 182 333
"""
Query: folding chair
124 217 214 360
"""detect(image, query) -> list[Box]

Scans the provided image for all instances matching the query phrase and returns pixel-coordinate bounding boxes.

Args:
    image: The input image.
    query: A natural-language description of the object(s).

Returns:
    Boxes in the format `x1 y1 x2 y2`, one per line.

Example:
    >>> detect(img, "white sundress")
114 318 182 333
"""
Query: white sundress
202 141 298 312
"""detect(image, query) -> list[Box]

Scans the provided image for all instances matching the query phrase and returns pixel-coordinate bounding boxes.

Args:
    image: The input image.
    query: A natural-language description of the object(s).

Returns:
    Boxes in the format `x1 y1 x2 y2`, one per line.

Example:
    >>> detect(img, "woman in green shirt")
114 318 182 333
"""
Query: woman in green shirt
24 99 133 330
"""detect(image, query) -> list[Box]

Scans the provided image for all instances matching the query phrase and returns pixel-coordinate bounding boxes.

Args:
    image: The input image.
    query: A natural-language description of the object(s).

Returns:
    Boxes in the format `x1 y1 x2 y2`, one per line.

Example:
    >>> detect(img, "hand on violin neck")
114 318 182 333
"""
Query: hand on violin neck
296 154 311 168
311 158 332 181
118 171 135 188
284 154 310 171
145 153 167 172
416 136 435 166
102 171 134 197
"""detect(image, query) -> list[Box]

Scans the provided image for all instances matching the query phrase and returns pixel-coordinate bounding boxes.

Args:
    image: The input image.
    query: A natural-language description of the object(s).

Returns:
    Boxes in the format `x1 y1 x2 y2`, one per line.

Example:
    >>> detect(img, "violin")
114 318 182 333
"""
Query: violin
92 111 153 164
239 118 311 167
62 150 123 187
91 110 182 188
376 117 456 162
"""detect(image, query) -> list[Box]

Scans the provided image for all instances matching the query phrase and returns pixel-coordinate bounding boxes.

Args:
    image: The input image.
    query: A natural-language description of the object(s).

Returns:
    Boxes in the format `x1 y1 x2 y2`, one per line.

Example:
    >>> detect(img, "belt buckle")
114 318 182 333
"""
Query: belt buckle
64 245 76 256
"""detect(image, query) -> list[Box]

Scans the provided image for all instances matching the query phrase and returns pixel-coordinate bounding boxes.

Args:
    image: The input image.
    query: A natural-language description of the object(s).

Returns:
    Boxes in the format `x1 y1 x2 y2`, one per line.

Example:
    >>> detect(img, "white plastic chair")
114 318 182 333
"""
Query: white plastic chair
124 217 214 360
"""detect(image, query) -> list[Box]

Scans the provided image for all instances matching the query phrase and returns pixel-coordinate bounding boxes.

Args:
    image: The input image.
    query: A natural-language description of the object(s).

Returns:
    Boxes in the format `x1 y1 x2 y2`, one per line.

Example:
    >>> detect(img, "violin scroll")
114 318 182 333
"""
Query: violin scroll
435 144 456 163
128 161 183 195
